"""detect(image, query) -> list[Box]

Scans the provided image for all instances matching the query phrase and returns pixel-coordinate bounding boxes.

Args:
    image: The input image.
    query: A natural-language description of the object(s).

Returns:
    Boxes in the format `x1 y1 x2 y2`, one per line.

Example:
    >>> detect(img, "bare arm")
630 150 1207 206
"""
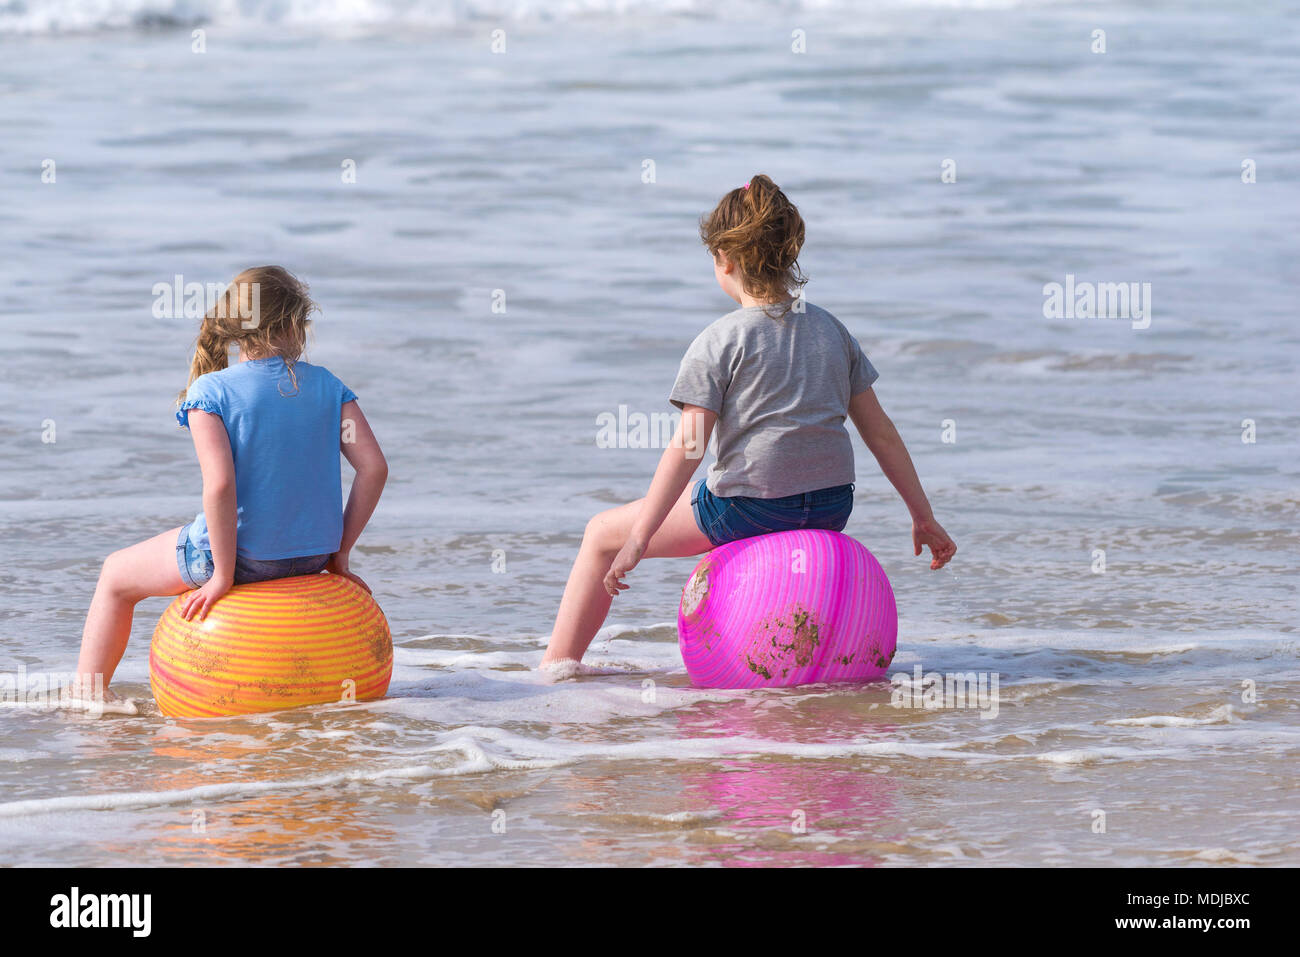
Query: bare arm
604 406 716 595
849 388 956 569
181 410 236 618
632 406 716 545
332 400 388 589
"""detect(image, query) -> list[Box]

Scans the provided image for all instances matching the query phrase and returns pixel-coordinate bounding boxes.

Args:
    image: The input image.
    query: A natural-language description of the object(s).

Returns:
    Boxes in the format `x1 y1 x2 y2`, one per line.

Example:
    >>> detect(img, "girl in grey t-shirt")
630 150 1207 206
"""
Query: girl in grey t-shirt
542 175 956 669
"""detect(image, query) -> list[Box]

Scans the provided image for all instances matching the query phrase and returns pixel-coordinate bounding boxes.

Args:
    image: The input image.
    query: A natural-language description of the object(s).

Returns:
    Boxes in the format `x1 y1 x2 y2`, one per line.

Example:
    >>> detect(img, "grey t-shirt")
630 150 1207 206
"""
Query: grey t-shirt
669 302 879 499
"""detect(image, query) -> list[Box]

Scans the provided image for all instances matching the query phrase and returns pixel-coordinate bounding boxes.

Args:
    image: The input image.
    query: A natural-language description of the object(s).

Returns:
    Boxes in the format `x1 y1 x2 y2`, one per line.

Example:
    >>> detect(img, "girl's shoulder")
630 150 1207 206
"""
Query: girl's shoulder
801 302 862 341
714 301 841 336
186 365 232 398
703 304 778 337
688 304 793 354
295 360 351 389
189 359 347 395
291 360 358 404
799 300 839 324
684 310 745 357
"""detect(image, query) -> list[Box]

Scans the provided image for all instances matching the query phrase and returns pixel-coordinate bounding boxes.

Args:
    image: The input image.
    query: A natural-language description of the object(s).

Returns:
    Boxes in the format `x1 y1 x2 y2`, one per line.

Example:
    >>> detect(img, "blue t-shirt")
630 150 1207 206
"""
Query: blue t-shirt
176 357 358 560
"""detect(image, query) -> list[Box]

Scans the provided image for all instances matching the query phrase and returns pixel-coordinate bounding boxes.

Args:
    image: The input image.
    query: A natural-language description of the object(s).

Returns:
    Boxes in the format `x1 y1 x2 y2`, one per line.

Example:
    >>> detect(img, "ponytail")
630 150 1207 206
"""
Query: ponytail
699 173 807 317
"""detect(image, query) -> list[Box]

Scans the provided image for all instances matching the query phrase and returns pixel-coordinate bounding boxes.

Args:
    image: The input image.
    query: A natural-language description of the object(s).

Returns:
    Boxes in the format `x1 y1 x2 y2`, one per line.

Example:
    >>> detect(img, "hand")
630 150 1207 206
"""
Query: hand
603 537 646 597
181 575 232 621
326 551 371 593
913 516 957 570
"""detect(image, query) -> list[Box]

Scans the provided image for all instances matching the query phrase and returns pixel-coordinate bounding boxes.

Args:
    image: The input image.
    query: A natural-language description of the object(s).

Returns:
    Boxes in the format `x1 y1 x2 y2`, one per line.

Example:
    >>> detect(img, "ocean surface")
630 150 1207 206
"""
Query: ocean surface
1 0 1297 866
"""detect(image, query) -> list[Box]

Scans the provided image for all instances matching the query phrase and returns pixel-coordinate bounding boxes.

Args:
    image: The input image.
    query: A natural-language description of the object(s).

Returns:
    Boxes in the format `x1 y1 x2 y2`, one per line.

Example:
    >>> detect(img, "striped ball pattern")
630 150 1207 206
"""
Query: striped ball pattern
678 529 897 689
150 573 392 718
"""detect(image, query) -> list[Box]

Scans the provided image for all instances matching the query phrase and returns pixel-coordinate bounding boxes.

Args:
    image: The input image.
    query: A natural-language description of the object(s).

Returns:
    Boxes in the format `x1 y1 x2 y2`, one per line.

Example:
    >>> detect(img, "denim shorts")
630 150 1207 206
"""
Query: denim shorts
690 479 855 548
176 524 332 589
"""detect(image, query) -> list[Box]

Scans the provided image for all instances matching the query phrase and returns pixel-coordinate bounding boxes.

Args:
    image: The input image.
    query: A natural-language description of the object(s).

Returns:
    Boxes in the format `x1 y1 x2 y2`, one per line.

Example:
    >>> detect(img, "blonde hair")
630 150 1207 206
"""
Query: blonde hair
178 265 315 403
699 174 807 317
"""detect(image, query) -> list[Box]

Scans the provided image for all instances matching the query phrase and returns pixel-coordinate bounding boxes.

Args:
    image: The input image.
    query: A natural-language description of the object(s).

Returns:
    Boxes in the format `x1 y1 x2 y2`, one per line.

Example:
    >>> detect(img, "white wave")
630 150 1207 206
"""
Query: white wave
4 711 1273 819
0 735 559 818
0 0 1061 36
1106 704 1241 728
1033 746 1184 765
0 725 1030 819
395 646 540 670
901 624 1299 660
0 695 143 717
0 748 51 762
1180 847 1268 865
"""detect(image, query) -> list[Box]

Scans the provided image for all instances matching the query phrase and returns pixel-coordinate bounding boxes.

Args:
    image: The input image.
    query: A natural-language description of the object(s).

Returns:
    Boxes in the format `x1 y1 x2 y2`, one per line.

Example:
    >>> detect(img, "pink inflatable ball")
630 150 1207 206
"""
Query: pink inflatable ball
677 529 897 689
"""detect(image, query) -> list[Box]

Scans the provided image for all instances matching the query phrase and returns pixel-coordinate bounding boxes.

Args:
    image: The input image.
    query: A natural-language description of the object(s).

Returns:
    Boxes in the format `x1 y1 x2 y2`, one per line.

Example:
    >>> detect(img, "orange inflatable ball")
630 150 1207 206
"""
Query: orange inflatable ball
150 573 392 718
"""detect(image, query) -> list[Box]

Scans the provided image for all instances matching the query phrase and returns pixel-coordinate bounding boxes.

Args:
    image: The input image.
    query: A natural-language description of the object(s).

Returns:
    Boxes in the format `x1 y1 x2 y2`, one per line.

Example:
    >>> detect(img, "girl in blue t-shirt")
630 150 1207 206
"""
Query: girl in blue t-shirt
75 266 388 694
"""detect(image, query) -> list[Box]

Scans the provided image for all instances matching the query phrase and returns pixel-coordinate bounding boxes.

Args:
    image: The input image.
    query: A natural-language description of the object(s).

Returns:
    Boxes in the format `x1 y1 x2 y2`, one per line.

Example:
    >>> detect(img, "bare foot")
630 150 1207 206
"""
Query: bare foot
539 658 585 681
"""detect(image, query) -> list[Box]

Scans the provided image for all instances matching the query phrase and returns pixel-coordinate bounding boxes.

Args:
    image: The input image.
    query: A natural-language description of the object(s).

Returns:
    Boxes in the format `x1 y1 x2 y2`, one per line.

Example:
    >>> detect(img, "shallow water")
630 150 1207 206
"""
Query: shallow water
1 0 1298 866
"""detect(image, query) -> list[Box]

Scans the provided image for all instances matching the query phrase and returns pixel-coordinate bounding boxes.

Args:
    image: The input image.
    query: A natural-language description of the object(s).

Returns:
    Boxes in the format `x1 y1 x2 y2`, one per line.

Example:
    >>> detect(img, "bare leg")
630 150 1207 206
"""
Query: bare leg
542 484 711 666
76 527 189 690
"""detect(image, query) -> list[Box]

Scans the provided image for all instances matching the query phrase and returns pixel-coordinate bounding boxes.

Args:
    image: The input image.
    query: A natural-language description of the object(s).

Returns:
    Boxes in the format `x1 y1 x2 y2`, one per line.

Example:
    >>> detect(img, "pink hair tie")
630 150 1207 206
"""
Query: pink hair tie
742 182 751 189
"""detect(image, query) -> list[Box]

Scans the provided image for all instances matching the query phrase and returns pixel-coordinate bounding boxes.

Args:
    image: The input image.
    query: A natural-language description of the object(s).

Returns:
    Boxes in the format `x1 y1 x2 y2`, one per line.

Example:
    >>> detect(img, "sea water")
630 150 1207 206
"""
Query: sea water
0 0 1297 865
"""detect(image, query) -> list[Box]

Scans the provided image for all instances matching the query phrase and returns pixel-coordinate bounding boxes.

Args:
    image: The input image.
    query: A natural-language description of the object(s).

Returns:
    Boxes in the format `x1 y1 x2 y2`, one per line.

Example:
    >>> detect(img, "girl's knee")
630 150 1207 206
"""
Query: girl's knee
583 510 621 553
99 550 136 599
